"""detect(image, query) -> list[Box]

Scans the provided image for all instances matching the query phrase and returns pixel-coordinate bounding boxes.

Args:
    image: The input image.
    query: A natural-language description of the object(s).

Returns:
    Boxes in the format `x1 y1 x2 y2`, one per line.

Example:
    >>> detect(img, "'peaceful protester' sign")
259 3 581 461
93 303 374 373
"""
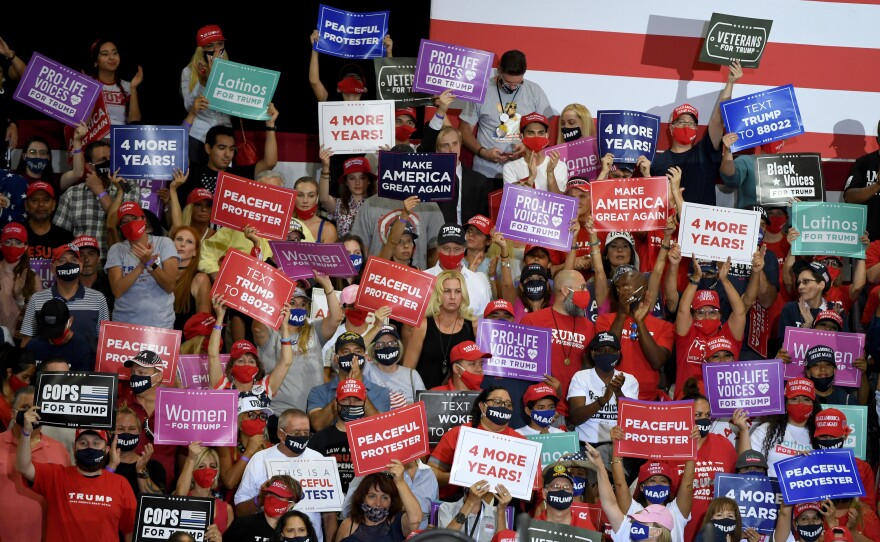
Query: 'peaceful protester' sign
774 449 865 504
315 5 389 59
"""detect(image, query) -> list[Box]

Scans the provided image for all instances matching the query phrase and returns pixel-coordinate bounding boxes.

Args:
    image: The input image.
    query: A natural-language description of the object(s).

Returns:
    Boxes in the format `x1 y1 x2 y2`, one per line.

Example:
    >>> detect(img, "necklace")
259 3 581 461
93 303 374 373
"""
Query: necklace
549 308 574 365
435 314 461 375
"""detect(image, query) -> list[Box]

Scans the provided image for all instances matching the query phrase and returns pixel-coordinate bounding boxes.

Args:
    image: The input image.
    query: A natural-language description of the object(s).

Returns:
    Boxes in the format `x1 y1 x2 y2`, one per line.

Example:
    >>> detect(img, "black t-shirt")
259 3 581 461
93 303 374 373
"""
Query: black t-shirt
177 163 258 206
650 134 722 206
309 424 354 493
115 460 167 496
224 512 275 542
26 222 73 261
25 333 95 371
844 151 880 241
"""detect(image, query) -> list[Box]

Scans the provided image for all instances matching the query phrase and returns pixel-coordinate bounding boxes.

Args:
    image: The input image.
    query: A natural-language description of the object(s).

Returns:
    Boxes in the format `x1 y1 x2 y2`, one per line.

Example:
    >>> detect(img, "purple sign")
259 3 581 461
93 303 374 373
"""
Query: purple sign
269 241 358 280
544 137 601 180
13 52 101 126
477 319 551 382
177 354 229 390
153 388 238 446
495 184 577 252
131 179 167 218
782 327 864 386
412 40 494 103
29 259 55 290
702 359 784 417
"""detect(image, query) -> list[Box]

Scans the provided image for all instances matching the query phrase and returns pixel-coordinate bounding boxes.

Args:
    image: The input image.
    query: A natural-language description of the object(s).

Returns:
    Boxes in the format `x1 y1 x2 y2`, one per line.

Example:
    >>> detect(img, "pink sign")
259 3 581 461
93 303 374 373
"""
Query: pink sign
782 327 865 387
177 354 229 389
153 388 238 446
543 137 600 180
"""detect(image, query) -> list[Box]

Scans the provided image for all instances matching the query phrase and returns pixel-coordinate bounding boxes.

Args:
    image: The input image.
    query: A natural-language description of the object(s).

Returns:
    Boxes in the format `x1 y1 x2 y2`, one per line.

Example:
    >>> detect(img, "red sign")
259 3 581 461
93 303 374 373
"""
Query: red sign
615 399 697 461
356 257 436 327
591 177 668 232
570 502 610 535
64 94 111 164
211 248 295 329
211 171 297 240
95 321 181 384
345 402 430 476
489 189 503 224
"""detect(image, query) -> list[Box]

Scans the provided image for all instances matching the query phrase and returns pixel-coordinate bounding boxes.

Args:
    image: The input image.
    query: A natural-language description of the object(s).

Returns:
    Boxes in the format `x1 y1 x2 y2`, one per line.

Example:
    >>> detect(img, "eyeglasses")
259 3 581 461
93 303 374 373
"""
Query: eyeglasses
546 484 573 492
283 429 311 437
672 121 697 128
485 398 513 409
375 341 399 349
245 412 269 421
821 260 842 269
694 308 720 316
26 149 50 157
796 279 819 286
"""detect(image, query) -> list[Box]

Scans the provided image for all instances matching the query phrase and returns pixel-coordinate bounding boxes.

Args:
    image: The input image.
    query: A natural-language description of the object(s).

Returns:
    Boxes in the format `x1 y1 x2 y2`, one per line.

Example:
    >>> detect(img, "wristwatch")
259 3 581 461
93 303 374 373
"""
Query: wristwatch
454 512 467 524
150 260 160 271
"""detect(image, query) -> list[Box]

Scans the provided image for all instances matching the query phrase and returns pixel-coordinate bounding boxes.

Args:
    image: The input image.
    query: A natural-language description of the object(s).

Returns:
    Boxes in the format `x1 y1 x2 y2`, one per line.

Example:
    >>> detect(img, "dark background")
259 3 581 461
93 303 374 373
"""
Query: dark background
3 1 432 134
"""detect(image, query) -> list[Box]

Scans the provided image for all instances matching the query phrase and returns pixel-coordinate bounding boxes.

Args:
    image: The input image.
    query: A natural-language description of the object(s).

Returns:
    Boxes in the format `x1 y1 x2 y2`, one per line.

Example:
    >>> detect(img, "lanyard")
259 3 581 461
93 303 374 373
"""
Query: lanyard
466 507 483 540
496 80 521 117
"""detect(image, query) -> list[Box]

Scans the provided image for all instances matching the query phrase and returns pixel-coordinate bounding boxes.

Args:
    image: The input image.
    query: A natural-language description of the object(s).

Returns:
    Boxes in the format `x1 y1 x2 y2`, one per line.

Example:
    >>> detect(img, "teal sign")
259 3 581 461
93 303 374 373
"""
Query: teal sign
204 59 280 120
822 404 866 460
791 202 866 258
526 432 580 468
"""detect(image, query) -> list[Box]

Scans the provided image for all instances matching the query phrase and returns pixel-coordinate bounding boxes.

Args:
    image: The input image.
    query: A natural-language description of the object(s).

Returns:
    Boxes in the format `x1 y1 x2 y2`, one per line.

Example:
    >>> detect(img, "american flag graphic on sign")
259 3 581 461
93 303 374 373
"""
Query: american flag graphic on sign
179 509 208 529
80 385 110 403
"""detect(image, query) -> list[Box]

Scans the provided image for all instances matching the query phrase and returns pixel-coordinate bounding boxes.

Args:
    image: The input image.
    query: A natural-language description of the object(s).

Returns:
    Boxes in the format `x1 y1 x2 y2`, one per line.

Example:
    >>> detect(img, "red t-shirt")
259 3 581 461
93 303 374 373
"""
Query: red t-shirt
30 462 136 542
825 284 853 314
674 323 742 399
430 381 459 391
857 457 876 511
595 313 673 401
828 505 880 542
535 507 597 531
522 308 595 417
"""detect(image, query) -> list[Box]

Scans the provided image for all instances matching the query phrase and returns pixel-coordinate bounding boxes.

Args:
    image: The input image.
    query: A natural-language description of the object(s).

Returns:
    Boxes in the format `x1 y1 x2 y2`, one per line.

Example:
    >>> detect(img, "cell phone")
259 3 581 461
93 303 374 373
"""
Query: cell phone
118 179 131 193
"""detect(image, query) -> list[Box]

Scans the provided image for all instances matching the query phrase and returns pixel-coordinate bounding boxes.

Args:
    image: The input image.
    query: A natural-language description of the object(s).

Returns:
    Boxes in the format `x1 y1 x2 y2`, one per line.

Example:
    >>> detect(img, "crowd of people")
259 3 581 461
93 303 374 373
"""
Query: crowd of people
0 17 879 542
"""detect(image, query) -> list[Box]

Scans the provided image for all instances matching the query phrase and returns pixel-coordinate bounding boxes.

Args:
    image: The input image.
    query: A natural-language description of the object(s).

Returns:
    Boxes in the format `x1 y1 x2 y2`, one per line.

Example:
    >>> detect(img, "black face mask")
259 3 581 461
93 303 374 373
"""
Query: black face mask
93 160 111 179
561 127 582 142
337 353 363 373
283 433 310 455
338 403 365 422
696 418 712 438
816 437 845 449
712 518 736 540
74 447 105 471
593 353 619 373
485 405 513 426
374 346 400 366
55 262 81 282
546 489 573 510
116 433 139 452
796 524 823 542
523 279 547 301
500 82 517 94
698 278 718 291
811 374 834 392
129 374 153 395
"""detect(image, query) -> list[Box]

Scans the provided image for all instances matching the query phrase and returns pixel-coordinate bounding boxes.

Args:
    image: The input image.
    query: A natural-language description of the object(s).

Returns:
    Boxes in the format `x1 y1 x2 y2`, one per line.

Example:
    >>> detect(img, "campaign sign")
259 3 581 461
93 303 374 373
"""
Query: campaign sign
702 359 784 417
526 432 580 469
95 321 180 383
496 184 577 252
153 388 238 446
413 40 494 103
616 399 696 461
110 125 188 180
774 449 865 504
177 354 229 390
415 390 479 445
315 4 389 59
756 153 825 205
356 257 436 326
373 57 433 106
64 93 110 156
791 202 867 258
29 259 54 290
13 52 101 126
203 59 280 120
700 13 773 68
544 137 601 180
822 404 867 460
782 327 864 386
318 100 395 154
212 171 297 240
378 152 456 202
476 319 551 382
597 110 661 164
346 402 430 476
133 494 214 542
715 474 782 534
678 203 762 265
527 519 603 542
590 177 668 232
35 372 118 429
489 189 503 224
448 425 542 500
131 178 168 218
269 241 357 281
266 457 345 512
211 248 296 329
721 85 805 152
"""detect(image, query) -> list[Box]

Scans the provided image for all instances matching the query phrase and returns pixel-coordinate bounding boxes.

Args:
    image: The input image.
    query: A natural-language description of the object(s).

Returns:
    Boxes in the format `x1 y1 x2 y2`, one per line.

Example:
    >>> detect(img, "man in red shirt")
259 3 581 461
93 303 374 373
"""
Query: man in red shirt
522 270 595 417
16 411 136 542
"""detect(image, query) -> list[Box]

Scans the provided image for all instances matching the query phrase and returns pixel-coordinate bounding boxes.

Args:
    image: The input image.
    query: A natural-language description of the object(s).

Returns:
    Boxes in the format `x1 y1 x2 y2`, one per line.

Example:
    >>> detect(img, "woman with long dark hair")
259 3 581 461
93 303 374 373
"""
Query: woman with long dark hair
750 378 819 472
87 38 142 125
273 510 319 542
0 346 35 430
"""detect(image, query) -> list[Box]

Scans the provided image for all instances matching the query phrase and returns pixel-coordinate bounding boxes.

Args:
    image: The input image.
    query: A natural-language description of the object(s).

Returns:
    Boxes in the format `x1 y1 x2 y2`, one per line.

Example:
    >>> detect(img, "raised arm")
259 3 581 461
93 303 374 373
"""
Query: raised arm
309 31 329 103
168 168 188 230
127 67 143 124
389 460 422 536
708 61 743 149
318 146 337 213
318 271 345 340
268 304 294 395
254 104 279 175
15 406 40 482
585 444 625 532
718 257 747 341
60 123 87 190
675 258 700 336
208 295 227 388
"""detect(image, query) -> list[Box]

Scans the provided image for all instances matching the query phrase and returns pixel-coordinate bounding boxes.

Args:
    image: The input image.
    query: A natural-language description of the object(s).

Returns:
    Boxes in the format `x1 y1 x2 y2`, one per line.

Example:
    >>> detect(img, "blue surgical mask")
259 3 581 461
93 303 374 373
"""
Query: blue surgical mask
350 253 364 271
571 476 586 497
630 521 651 540
288 308 307 327
531 409 556 428
642 484 670 504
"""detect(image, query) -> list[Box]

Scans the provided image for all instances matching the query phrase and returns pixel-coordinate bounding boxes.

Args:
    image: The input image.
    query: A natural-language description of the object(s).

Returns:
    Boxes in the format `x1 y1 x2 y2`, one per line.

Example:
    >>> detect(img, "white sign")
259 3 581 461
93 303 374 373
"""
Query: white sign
448 426 542 500
266 457 344 512
678 203 761 265
318 100 394 154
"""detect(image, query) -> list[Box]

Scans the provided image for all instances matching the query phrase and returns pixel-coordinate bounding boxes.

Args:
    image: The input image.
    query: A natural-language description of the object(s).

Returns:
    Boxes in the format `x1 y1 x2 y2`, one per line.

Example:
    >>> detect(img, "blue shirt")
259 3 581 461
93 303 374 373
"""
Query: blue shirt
306 375 392 415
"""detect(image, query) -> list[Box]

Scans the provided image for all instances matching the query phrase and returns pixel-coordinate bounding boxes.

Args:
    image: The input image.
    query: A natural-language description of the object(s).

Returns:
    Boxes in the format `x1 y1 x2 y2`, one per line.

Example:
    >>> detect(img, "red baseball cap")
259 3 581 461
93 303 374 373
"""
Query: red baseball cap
395 107 417 120
691 290 720 310
51 243 79 263
793 502 822 519
520 112 550 131
671 103 699 124
263 479 294 498
449 341 492 362
187 188 213 206
814 310 844 329
705 336 734 359
483 299 514 319
230 339 259 360
814 408 849 438
1 223 27 244
26 181 55 199
523 383 558 404
196 25 225 47
635 461 678 500
337 378 366 401
183 312 217 341
117 201 144 221
566 178 591 193
75 428 110 442
338 157 375 184
491 530 517 542
466 214 492 236
785 377 816 401
72 235 100 252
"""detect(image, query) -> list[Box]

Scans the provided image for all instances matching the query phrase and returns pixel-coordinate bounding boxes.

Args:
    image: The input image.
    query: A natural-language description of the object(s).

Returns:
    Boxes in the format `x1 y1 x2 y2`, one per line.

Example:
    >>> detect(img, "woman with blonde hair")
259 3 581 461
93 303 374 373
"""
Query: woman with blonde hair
402 270 477 389
167 168 215 241
556 103 595 144
175 441 234 533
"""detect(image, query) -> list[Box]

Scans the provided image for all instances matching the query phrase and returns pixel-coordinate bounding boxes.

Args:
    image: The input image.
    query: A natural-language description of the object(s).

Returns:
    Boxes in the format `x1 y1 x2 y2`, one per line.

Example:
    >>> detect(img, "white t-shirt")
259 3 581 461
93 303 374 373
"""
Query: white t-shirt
102 80 131 126
515 425 565 436
502 155 569 192
567 368 639 443
749 422 813 473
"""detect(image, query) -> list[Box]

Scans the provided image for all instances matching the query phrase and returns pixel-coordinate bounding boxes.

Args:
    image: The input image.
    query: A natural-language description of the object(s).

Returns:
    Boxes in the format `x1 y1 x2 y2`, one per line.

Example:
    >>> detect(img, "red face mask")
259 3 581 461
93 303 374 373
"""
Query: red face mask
337 76 367 95
456 364 484 391
672 126 697 146
230 364 259 383
49 327 72 346
761 140 785 154
121 219 147 241
1 245 26 264
571 290 591 309
825 265 841 283
766 215 787 234
395 124 417 142
295 204 318 221
345 308 368 328
263 494 291 518
438 252 465 270
787 402 813 424
240 417 266 437
693 318 722 335
192 467 218 489
522 136 550 153
9 374 28 393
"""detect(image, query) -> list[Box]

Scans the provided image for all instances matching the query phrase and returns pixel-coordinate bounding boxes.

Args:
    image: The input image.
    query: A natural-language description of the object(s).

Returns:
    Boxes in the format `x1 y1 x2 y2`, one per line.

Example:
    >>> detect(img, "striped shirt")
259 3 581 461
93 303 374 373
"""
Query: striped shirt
21 284 110 353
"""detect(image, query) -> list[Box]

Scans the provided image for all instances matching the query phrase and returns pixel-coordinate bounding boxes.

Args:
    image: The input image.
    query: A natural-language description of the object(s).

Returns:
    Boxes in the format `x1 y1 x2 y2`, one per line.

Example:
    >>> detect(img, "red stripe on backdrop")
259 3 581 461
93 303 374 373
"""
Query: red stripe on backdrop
429 20 880 93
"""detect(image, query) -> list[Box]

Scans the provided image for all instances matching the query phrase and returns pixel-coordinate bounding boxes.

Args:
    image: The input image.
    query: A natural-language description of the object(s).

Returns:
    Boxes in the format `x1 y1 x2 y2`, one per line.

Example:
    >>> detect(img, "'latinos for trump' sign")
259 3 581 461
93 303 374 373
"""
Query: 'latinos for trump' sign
153 388 238 447
476 319 551 382
495 184 577 252
111 125 188 180
702 359 784 417
36 372 118 429
133 494 214 542
616 399 696 461
791 202 866 259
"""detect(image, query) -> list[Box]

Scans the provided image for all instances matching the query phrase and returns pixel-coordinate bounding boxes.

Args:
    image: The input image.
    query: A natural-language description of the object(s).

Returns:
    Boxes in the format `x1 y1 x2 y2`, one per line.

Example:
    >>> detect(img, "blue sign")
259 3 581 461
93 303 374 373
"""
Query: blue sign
315 5 389 59
110 125 188 180
715 474 782 534
721 84 805 153
597 110 661 164
774 449 865 504
377 152 456 202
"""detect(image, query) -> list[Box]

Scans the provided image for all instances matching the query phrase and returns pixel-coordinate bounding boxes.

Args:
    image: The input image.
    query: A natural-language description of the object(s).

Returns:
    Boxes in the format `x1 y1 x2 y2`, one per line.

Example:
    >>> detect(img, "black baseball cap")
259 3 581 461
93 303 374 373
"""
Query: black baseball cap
38 299 69 339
